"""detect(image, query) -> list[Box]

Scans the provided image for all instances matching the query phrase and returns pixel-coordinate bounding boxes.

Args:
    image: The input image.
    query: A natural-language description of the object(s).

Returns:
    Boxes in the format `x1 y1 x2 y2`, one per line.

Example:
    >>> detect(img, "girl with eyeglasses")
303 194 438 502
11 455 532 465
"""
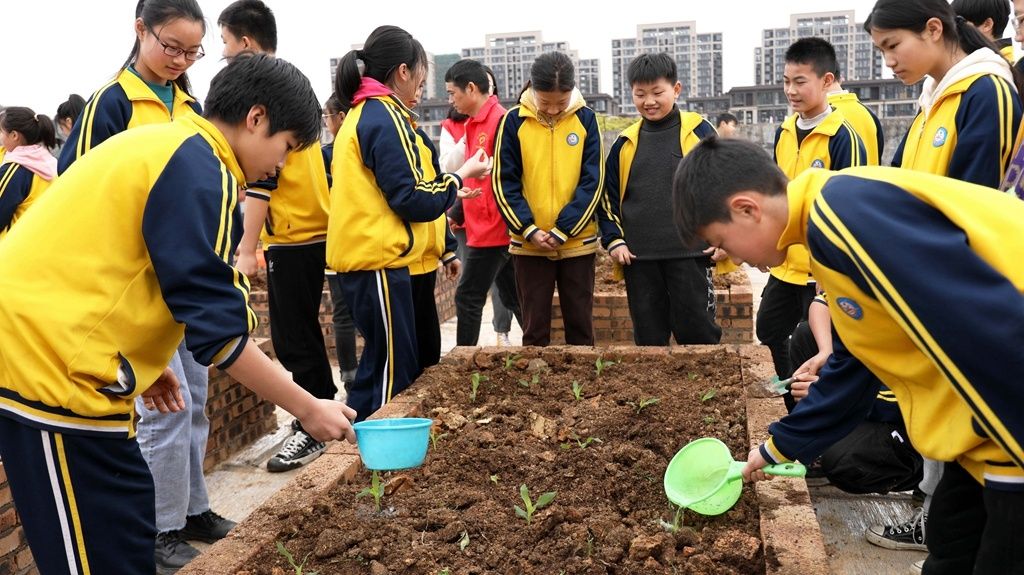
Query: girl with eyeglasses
58 0 206 174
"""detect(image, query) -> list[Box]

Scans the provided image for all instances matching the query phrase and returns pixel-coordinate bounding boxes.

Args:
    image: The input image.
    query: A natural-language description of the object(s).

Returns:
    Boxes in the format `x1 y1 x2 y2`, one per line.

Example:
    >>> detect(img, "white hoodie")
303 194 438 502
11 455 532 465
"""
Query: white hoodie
918 47 1016 118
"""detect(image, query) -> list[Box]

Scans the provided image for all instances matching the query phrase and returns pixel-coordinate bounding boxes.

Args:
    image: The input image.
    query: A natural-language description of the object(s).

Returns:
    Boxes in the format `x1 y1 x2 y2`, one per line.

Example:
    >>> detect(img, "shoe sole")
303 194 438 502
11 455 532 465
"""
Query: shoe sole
157 566 179 575
865 529 927 551
177 531 226 544
266 446 325 473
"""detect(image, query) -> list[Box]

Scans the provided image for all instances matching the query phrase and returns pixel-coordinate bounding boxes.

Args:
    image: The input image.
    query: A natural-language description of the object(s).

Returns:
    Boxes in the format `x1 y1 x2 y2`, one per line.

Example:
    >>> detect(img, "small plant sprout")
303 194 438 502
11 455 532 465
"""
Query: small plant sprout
429 429 449 450
356 470 384 512
518 373 540 388
503 353 521 370
276 540 318 575
469 372 489 403
688 372 699 380
459 530 470 551
627 397 660 414
700 388 717 402
660 505 687 533
571 380 584 401
438 569 452 575
514 484 557 525
595 357 617 377
489 474 500 485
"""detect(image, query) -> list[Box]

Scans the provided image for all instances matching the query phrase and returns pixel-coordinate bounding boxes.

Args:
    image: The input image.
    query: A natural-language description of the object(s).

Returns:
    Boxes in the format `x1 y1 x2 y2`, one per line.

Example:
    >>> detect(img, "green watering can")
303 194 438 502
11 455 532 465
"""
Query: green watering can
663 437 806 516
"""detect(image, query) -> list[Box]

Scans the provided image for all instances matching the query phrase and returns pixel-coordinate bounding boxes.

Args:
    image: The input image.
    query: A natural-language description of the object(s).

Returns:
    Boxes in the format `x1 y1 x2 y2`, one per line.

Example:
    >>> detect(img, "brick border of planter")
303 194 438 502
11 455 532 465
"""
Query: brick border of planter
181 344 827 575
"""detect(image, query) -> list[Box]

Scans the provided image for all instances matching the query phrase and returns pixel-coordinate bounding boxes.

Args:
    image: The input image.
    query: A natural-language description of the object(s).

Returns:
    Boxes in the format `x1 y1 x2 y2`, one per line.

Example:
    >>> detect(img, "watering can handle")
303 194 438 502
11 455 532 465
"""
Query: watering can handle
763 462 807 478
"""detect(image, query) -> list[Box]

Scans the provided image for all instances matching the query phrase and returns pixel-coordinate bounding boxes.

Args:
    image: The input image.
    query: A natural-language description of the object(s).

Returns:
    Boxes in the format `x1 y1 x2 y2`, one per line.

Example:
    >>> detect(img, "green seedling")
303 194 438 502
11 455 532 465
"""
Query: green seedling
438 569 452 575
627 397 660 414
429 429 449 450
703 415 715 425
571 380 584 401
514 484 557 525
688 372 699 380
700 388 717 402
562 435 602 450
659 505 687 533
459 531 470 551
518 373 540 388
469 372 489 403
489 474 500 485
595 357 617 377
503 353 521 370
356 470 384 512
275 540 318 575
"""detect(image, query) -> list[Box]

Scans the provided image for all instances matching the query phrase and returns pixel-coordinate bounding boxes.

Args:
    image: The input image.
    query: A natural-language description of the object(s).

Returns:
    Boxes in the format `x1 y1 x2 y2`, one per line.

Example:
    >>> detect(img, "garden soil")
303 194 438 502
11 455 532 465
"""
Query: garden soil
240 348 764 575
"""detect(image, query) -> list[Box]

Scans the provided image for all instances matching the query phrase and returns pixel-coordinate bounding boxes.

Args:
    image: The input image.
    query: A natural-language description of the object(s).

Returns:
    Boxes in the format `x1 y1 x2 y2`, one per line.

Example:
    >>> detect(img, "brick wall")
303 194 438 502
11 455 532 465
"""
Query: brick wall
0 465 34 575
550 277 754 345
203 338 279 472
250 271 458 353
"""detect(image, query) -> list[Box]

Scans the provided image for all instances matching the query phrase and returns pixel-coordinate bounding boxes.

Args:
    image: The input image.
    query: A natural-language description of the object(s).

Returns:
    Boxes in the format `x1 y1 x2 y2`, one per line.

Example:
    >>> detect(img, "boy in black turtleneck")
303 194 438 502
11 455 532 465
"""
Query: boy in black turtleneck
598 53 721 345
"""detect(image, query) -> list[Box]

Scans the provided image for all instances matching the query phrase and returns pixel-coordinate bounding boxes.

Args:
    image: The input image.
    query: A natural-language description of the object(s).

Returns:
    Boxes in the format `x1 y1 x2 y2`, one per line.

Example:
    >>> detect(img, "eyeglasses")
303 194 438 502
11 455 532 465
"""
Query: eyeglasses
148 26 205 61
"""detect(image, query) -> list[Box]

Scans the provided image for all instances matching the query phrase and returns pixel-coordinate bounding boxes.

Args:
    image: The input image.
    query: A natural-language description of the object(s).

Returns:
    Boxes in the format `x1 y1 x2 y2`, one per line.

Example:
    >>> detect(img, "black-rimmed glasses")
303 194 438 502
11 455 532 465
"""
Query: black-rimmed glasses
149 26 205 61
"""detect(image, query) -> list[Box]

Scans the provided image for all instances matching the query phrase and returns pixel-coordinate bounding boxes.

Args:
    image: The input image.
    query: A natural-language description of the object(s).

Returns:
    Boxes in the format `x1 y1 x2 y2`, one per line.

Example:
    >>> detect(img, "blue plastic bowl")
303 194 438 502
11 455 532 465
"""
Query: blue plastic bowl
353 417 433 470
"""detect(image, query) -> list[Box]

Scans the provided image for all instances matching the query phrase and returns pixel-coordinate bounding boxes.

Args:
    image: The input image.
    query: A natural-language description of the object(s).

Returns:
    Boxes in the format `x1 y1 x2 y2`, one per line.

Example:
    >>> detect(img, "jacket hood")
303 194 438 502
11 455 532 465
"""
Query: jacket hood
919 48 1015 116
519 87 586 126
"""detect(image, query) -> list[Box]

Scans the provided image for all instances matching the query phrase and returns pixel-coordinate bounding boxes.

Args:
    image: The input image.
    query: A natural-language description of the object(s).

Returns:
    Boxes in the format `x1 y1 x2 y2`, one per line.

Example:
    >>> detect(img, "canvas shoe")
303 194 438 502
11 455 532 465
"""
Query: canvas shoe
910 558 924 574
179 509 236 543
155 530 200 574
865 507 927 551
267 427 326 472
496 332 511 346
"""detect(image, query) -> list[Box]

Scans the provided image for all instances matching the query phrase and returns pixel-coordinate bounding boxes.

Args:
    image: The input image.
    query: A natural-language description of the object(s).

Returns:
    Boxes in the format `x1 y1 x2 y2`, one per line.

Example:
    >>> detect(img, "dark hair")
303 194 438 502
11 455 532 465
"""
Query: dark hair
716 112 738 126
334 25 427 111
530 52 575 93
950 0 1010 40
483 65 498 96
866 0 1024 94
123 0 205 95
672 138 787 248
217 0 277 53
784 37 838 79
55 94 86 125
444 59 491 94
627 52 678 85
204 53 321 149
1 107 57 150
325 93 347 115
447 105 469 123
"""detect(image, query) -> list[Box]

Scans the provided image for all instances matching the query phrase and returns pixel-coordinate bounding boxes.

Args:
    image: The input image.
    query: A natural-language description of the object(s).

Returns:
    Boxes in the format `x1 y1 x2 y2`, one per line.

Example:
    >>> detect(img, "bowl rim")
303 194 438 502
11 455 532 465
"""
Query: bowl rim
353 417 433 431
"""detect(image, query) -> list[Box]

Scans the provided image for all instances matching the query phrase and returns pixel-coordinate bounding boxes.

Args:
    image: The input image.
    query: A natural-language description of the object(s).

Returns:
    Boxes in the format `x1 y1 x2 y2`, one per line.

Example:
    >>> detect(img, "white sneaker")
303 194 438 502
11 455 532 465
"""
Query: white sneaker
496 332 511 346
910 558 924 574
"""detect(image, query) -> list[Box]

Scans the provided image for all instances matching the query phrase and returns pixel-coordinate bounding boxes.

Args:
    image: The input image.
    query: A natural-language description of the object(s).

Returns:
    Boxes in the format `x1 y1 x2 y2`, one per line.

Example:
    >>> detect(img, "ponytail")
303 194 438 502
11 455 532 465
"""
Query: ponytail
953 16 1024 96
333 25 427 111
1 107 58 150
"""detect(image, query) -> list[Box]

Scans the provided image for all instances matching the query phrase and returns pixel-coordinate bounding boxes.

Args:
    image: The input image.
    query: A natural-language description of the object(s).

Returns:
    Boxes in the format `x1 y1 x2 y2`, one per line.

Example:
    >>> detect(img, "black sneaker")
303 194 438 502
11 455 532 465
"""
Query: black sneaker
267 429 326 472
155 530 200 574
865 507 927 551
179 509 236 543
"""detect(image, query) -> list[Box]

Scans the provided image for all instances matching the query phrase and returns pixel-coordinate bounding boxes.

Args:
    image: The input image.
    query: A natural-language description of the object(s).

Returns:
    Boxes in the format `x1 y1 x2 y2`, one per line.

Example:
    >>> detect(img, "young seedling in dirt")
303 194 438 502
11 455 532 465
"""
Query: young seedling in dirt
703 415 716 425
627 397 660 414
594 357 617 377
489 474 500 485
503 353 521 370
459 531 470 551
700 388 717 402
561 435 602 450
514 484 557 525
438 569 452 575
356 470 384 512
571 380 584 401
688 372 699 381
469 372 489 403
275 540 318 575
518 373 540 388
429 429 449 450
659 505 687 533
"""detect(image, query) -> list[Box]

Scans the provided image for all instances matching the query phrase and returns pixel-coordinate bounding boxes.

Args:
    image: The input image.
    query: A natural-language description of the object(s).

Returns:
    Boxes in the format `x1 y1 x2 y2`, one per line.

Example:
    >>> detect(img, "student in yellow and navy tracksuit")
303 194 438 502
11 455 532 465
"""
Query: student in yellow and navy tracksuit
598 53 720 346
494 52 604 346
328 25 488 421
673 138 1024 575
865 2 1022 559
0 108 58 239
0 55 356 575
952 0 1017 64
57 1 204 175
760 37 866 380
827 78 884 165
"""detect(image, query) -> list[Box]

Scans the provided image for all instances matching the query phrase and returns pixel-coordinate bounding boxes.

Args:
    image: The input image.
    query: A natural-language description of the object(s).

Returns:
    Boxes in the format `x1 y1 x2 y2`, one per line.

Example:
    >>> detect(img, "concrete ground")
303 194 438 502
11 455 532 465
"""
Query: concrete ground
200 267 924 573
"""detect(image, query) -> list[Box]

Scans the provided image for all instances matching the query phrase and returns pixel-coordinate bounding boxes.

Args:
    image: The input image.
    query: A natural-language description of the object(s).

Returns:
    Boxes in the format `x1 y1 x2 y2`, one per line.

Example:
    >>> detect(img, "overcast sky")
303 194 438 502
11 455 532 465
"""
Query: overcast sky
3 0 932 115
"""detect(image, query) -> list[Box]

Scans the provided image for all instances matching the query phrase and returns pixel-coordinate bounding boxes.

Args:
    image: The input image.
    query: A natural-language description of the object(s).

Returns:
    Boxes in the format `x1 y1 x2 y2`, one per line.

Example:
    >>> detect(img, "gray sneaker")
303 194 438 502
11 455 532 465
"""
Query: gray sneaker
267 429 326 472
155 530 200 574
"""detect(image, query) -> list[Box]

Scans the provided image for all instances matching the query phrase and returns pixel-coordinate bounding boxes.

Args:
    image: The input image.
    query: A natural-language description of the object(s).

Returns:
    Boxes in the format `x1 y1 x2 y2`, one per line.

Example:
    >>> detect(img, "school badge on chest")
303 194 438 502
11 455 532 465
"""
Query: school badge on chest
932 127 948 148
566 133 580 146
811 159 825 168
836 297 863 320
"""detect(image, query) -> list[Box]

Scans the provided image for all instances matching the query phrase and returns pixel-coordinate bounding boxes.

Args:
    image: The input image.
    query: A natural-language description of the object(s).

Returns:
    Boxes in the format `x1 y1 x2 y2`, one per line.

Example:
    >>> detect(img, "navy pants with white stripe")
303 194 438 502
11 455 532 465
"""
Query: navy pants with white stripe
340 268 418 422
0 416 156 575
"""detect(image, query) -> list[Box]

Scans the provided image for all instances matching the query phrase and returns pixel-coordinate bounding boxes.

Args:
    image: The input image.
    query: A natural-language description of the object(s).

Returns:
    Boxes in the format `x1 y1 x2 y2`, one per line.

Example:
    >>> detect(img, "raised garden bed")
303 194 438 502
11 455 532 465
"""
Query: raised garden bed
182 345 828 575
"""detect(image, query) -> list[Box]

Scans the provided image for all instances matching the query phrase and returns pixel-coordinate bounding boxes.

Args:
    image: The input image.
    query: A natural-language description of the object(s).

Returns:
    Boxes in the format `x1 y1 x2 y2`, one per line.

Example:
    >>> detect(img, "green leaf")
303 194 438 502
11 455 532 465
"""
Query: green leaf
701 389 717 402
514 505 527 520
519 483 531 507
535 491 557 509
276 540 296 566
459 531 470 551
